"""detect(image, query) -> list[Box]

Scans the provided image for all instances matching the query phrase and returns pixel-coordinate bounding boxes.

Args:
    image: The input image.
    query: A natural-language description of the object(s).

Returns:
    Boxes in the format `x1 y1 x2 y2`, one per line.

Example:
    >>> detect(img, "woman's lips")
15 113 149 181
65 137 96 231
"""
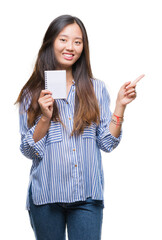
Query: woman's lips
62 53 74 60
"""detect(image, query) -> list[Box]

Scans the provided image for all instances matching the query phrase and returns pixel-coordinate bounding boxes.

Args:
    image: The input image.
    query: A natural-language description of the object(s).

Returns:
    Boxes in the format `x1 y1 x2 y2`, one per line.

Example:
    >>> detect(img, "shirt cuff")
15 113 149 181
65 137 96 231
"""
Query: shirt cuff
26 125 47 159
102 126 122 143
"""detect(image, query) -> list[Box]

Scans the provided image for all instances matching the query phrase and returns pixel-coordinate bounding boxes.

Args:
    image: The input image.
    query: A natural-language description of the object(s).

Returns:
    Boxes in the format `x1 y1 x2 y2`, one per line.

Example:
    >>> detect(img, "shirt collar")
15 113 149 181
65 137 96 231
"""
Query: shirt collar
72 79 75 85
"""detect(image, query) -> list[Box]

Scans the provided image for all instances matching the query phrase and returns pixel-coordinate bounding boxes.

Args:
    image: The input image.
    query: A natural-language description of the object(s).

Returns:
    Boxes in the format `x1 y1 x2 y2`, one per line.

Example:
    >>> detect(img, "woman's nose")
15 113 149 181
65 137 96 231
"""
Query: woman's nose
66 41 73 51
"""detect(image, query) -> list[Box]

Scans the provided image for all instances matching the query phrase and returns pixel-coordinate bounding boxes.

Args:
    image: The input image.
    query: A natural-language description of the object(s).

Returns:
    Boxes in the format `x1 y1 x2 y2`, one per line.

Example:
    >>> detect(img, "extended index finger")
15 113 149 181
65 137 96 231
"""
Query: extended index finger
126 74 145 88
131 74 145 86
133 74 145 85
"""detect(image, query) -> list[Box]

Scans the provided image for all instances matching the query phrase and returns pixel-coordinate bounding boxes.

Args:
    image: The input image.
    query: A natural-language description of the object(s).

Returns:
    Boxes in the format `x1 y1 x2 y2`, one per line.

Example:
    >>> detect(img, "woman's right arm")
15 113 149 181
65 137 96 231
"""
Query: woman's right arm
19 90 54 160
33 90 54 143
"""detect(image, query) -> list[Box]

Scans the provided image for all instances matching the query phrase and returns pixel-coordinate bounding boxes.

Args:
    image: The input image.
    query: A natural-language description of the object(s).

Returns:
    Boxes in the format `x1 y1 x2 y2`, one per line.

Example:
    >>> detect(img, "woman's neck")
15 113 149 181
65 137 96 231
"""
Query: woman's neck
66 68 73 86
56 66 73 85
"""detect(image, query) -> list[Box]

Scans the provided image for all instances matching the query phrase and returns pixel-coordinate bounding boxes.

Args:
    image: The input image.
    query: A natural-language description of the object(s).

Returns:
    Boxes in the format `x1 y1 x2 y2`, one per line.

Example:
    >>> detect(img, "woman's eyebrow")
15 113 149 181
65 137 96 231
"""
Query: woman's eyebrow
59 34 83 40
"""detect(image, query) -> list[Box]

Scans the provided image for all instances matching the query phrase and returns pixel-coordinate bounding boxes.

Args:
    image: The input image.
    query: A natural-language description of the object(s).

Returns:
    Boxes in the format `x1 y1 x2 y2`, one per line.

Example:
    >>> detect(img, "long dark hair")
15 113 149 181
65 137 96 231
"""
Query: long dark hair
16 15 100 135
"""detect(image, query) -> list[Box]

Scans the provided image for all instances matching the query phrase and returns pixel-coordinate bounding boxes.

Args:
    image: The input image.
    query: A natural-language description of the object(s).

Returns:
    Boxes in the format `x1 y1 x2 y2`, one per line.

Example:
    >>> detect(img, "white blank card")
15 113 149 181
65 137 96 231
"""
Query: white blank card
44 70 66 99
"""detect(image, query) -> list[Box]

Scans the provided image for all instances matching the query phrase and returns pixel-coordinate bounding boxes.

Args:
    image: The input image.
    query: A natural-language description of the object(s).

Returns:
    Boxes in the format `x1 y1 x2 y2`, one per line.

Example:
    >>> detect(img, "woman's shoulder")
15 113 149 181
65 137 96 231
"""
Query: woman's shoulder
19 89 32 113
91 78 107 94
91 78 110 104
91 78 105 86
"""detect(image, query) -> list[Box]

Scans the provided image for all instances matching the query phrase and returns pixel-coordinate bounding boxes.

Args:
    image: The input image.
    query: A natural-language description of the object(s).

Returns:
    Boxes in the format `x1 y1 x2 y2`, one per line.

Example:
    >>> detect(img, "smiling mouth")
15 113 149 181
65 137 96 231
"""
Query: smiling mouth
62 53 74 60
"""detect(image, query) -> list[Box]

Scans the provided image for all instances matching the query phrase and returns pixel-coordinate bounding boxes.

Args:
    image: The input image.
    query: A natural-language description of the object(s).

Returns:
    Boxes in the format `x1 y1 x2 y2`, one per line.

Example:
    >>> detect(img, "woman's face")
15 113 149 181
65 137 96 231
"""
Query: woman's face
53 23 83 70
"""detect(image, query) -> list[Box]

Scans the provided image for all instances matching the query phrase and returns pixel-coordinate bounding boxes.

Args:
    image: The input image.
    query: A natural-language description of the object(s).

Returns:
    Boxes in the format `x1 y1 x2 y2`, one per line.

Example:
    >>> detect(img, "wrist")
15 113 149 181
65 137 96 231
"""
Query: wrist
41 115 51 124
114 102 126 117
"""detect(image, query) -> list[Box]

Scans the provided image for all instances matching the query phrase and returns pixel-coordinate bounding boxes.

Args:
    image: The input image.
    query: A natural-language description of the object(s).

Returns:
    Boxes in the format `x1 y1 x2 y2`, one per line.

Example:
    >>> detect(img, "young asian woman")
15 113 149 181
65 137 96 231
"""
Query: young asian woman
16 15 145 240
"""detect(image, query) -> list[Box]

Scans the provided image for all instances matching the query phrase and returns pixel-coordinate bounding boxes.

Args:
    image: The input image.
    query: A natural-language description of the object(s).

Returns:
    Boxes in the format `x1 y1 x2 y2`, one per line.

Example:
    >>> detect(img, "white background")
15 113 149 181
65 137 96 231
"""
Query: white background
0 0 162 239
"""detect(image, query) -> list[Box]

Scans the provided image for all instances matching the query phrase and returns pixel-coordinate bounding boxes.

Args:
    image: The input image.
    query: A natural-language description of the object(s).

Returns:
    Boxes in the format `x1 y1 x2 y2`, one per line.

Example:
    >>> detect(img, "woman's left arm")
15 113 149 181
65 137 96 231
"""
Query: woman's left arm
109 74 145 138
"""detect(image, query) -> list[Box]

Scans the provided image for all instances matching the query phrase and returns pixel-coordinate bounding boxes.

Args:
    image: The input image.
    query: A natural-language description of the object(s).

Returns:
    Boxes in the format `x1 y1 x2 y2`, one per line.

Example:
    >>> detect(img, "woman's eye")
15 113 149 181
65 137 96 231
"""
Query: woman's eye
60 39 66 42
75 41 81 45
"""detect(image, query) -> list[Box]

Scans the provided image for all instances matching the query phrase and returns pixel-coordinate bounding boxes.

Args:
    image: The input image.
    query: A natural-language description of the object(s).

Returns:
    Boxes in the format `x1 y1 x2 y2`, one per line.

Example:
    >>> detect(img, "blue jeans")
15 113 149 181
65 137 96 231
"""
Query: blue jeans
28 185 104 240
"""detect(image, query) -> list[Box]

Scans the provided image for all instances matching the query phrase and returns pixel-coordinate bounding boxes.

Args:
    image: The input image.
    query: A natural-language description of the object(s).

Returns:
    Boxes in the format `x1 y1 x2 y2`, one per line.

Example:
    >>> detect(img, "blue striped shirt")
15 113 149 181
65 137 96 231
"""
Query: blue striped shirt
19 79 122 210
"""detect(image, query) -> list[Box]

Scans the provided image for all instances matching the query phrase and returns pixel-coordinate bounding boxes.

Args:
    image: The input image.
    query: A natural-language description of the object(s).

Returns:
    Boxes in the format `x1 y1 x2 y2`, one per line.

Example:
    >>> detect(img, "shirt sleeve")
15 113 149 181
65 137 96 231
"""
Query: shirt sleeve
19 95 47 160
96 82 122 152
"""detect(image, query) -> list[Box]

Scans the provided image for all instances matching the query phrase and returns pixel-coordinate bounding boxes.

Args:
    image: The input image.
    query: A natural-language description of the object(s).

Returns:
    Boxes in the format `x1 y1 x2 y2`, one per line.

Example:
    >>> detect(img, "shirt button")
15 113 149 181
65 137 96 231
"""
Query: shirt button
72 89 75 92
36 153 39 156
69 117 71 120
75 164 77 167
73 148 75 151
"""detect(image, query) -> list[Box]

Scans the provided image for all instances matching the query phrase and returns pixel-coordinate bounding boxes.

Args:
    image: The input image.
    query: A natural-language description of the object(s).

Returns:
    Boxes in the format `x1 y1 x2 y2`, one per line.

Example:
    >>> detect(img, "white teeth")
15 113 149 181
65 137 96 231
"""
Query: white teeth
63 54 73 57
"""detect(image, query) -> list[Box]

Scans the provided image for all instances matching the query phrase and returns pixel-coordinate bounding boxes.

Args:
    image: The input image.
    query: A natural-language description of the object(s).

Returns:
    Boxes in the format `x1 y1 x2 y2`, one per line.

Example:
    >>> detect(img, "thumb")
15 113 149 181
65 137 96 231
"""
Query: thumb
122 81 131 89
